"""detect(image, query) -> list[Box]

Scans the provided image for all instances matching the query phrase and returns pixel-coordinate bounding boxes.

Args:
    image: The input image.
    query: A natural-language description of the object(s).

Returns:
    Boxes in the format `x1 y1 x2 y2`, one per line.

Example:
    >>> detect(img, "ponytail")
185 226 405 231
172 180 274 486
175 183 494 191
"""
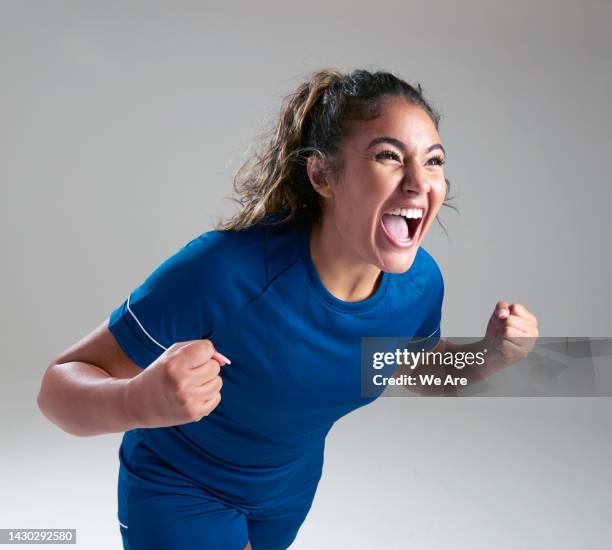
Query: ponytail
214 67 456 233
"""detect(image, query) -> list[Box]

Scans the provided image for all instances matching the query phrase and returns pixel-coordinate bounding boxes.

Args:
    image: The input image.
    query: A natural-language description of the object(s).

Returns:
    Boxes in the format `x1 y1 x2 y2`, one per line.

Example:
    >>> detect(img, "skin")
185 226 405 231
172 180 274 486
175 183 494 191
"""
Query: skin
306 95 539 383
306 95 448 298
41 96 535 550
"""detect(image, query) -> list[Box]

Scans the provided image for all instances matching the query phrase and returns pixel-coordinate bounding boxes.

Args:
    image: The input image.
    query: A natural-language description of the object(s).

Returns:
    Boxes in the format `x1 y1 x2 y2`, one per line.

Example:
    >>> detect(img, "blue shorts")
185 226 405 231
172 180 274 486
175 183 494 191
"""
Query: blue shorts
117 436 319 550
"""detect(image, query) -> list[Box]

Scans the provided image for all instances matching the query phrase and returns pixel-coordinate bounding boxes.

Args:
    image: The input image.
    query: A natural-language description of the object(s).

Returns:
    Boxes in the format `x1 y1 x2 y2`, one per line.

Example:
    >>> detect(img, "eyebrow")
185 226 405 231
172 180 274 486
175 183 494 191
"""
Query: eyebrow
366 136 446 157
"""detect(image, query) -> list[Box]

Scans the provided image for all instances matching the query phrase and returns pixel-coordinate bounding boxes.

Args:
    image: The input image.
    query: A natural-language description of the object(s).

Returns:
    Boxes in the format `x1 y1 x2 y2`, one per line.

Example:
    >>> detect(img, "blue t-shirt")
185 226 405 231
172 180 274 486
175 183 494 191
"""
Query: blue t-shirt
109 210 443 508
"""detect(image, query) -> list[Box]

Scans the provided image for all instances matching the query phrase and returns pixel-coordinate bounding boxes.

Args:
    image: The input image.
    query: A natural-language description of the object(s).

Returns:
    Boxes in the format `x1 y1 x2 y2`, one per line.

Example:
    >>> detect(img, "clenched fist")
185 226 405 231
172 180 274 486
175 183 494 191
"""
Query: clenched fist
484 300 539 365
125 339 231 429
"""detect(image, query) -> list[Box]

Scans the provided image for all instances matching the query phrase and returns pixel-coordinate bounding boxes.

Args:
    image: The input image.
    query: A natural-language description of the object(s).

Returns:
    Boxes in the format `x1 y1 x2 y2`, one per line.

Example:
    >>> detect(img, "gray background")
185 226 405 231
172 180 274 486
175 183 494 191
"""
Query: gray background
2 0 611 548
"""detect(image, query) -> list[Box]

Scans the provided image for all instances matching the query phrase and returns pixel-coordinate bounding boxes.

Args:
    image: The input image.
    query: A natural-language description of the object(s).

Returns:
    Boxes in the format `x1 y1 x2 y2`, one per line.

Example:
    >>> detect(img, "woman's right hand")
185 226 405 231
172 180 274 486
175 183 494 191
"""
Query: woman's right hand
125 339 231 429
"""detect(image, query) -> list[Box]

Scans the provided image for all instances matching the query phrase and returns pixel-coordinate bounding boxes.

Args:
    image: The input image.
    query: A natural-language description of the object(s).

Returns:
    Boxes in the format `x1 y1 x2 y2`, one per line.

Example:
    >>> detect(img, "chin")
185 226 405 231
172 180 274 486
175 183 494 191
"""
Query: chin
378 249 417 274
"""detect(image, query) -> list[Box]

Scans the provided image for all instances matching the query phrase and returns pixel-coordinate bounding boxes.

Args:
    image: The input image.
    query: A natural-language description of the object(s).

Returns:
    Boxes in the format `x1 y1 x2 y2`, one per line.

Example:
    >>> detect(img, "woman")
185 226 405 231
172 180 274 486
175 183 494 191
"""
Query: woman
37 68 538 550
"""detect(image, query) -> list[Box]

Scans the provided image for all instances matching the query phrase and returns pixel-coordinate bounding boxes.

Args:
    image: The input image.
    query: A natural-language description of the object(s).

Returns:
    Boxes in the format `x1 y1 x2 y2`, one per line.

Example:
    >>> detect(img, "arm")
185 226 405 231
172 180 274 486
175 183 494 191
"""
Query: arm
38 233 203 437
38 319 229 436
37 319 143 437
393 337 510 396
393 301 538 396
37 363 138 437
38 231 237 437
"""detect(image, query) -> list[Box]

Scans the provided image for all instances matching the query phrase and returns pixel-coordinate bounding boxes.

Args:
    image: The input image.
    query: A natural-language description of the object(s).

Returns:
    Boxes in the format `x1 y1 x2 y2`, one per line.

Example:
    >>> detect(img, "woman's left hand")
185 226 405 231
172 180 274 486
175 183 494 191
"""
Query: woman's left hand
484 300 539 364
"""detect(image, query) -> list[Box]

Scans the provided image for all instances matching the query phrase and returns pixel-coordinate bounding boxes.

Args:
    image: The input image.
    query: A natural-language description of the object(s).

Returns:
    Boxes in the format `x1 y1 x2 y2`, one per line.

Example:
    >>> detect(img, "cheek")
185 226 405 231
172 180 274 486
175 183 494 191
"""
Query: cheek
334 179 379 220
332 190 378 246
430 179 447 206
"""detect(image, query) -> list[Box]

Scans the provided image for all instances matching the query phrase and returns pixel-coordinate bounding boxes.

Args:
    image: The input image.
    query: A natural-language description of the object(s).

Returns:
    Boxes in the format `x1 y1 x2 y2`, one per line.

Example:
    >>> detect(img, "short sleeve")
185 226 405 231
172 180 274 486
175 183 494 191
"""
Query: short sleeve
107 235 214 369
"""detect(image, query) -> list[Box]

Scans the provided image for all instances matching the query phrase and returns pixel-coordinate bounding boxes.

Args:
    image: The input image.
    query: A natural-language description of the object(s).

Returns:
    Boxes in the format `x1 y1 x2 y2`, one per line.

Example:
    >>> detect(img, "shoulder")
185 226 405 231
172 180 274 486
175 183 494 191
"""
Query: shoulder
171 212 305 294
176 223 269 292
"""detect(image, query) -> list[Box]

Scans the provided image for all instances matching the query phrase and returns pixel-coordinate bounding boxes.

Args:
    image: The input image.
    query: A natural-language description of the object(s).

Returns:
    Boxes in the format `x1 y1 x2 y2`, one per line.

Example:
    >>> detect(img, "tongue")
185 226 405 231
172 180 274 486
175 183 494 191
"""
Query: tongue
382 214 409 240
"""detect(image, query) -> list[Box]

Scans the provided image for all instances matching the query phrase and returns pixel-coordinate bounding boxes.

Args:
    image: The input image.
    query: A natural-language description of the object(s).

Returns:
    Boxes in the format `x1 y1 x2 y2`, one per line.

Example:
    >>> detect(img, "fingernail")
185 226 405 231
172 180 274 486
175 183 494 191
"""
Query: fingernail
216 351 232 365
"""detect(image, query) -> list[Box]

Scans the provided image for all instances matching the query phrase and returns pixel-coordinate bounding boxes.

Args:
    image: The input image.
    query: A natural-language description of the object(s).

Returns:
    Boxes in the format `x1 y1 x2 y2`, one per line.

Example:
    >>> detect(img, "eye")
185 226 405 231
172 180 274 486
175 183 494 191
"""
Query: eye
426 155 445 166
375 150 401 162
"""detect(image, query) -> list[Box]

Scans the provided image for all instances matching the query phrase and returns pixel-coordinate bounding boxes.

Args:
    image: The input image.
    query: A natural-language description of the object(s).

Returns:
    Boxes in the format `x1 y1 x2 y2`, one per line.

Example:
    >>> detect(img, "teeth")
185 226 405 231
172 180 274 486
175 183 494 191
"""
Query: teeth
387 207 424 219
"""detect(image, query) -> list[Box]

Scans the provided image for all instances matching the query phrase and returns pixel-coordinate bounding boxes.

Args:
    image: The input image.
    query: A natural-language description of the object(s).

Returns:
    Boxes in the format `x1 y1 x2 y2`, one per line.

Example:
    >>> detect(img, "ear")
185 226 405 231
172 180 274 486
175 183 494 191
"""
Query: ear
306 154 334 200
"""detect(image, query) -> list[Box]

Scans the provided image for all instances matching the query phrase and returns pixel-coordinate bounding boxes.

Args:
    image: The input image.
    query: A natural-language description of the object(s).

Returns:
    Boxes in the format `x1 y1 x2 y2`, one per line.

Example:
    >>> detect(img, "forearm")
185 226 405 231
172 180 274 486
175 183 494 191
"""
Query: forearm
410 338 509 395
37 362 139 437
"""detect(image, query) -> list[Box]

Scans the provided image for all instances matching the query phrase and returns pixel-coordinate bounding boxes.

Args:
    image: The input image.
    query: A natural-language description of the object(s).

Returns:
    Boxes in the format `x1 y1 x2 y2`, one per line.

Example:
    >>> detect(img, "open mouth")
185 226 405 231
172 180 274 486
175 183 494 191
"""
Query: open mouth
380 207 425 246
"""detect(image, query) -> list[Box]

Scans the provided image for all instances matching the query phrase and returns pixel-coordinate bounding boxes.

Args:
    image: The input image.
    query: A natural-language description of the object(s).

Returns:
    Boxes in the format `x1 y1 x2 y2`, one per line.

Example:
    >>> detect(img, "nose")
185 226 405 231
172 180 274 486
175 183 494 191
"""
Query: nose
401 164 431 194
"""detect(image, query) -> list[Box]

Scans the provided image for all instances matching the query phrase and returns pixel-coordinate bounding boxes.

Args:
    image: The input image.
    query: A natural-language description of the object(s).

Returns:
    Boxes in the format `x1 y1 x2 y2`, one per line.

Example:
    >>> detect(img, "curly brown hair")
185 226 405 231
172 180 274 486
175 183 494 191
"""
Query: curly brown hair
214 67 456 234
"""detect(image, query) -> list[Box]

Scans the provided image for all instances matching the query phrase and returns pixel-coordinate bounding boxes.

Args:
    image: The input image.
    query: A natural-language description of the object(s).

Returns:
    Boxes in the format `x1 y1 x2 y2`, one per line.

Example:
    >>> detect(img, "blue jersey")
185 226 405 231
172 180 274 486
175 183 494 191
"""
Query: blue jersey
109 211 443 510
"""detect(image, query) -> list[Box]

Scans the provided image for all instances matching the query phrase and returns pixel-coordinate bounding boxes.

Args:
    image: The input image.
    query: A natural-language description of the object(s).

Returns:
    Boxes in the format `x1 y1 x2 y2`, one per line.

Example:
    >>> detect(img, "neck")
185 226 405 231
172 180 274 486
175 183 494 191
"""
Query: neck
308 217 383 302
